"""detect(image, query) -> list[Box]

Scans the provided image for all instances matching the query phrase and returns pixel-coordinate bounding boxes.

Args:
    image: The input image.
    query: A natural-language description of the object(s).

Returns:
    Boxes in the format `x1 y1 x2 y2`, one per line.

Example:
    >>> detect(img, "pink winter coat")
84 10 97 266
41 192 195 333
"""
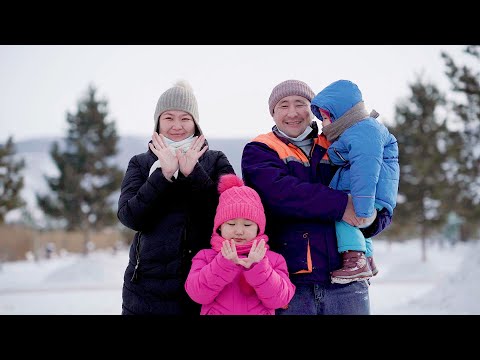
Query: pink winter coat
185 245 295 315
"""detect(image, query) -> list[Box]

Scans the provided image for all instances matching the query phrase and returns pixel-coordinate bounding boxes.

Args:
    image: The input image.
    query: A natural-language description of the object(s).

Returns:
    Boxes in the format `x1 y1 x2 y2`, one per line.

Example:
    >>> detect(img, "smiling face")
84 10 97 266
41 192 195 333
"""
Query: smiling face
219 217 259 245
158 110 196 141
272 95 312 138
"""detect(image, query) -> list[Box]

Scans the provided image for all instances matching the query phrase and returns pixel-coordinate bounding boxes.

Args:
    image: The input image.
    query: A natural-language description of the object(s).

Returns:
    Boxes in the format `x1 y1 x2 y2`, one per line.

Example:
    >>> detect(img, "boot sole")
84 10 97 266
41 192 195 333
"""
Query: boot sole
331 272 373 284
331 276 372 284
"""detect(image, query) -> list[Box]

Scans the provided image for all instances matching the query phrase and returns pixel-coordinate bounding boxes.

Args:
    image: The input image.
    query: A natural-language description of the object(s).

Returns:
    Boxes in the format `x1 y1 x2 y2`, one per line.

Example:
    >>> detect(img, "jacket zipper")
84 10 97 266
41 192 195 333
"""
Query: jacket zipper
130 231 142 283
288 142 313 162
333 148 347 163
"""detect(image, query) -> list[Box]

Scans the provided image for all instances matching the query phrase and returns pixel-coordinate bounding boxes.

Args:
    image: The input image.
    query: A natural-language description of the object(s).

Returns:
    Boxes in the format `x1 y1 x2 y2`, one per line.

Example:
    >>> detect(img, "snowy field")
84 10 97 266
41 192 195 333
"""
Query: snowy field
0 238 478 315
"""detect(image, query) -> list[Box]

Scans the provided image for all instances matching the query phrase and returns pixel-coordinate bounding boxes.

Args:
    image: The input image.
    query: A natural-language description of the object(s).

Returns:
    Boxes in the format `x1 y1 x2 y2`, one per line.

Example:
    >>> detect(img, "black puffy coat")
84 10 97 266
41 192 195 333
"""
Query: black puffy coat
118 141 235 315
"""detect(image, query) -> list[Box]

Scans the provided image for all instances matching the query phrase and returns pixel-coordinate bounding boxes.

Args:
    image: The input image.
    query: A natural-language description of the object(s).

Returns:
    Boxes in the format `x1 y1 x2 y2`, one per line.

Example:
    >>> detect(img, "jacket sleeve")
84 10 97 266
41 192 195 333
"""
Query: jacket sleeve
117 151 235 232
185 250 241 305
242 141 347 222
117 155 176 231
360 207 392 238
337 125 383 218
243 252 296 310
179 150 235 192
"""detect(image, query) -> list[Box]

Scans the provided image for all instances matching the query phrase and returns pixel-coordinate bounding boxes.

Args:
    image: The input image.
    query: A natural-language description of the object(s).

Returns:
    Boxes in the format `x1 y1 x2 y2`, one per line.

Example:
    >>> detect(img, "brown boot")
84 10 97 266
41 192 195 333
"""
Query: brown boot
331 251 373 284
367 256 379 276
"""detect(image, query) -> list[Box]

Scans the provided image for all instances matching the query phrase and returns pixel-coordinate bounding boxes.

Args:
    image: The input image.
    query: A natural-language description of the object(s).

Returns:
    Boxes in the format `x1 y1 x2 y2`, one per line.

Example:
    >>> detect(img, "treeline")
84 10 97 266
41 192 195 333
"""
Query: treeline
1 46 479 255
1 85 125 254
387 46 480 246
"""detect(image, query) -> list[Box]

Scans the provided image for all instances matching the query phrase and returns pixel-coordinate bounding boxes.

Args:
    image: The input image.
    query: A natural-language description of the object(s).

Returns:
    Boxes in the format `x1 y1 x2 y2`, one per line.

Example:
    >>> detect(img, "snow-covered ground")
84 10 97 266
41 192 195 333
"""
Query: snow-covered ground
369 238 479 315
0 238 478 315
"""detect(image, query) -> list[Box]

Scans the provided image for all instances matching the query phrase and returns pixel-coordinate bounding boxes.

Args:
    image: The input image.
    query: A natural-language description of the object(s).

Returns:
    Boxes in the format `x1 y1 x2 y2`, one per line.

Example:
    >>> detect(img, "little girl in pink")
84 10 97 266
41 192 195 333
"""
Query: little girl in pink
184 174 295 315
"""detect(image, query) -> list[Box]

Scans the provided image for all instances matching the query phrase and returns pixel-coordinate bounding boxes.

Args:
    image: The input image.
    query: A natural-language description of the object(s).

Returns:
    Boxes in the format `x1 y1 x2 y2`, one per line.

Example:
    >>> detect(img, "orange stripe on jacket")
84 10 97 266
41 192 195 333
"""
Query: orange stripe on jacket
251 132 331 274
253 132 331 163
253 133 309 164
292 241 313 274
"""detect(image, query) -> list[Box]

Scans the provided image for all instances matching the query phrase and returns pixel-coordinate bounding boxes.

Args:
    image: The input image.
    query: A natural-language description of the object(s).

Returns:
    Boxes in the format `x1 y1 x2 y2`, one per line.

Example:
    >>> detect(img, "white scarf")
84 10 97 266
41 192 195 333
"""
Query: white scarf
148 135 195 177
162 134 195 154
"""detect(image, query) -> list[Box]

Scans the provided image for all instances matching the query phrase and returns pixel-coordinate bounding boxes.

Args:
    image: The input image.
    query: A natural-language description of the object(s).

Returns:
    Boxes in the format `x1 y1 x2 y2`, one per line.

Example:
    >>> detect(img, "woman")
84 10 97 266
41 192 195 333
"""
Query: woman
118 80 235 315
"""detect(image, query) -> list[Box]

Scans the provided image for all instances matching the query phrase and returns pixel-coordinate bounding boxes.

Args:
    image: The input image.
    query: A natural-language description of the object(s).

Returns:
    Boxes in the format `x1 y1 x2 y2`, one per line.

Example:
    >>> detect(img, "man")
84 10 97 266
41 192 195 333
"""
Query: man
241 79 392 314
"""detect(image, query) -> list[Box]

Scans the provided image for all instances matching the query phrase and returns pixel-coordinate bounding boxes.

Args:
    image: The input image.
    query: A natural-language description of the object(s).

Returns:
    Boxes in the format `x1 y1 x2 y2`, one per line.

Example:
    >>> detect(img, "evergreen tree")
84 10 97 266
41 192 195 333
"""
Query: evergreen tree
36 85 124 254
441 45 480 239
0 136 25 223
390 76 448 261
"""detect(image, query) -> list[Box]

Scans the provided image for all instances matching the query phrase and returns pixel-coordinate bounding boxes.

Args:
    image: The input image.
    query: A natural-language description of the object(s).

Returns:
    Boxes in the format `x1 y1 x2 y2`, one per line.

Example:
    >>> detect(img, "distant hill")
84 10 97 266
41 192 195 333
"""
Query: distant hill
114 136 251 176
7 135 251 224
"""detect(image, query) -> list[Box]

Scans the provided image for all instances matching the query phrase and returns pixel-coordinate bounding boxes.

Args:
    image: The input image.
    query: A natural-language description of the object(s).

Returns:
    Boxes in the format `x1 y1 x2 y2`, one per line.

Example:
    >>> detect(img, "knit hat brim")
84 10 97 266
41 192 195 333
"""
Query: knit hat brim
214 203 266 235
268 80 315 116
153 80 202 135
213 174 266 236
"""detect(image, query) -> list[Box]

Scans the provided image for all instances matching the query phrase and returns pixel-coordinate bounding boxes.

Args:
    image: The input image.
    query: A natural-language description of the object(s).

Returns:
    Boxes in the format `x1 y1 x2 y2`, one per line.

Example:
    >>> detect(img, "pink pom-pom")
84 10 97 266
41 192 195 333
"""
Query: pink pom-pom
218 174 244 194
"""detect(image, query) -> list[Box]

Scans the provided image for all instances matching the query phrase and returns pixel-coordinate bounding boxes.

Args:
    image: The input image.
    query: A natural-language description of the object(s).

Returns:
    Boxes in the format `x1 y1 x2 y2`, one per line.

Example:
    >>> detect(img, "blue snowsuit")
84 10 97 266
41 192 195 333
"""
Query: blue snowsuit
311 80 399 256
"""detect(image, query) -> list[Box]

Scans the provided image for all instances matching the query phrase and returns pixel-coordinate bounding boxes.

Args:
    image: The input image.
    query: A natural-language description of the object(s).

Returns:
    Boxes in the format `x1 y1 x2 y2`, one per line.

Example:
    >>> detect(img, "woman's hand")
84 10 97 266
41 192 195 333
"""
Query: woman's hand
177 135 208 177
148 132 179 180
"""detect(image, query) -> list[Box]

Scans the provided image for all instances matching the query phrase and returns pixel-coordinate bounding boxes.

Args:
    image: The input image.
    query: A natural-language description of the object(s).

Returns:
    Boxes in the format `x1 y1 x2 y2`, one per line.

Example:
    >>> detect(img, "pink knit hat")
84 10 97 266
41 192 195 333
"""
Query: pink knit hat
213 174 266 235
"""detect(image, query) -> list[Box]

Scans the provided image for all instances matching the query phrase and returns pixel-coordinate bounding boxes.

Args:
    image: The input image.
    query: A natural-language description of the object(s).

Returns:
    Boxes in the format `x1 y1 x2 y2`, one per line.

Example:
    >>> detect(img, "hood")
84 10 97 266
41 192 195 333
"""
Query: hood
310 80 363 122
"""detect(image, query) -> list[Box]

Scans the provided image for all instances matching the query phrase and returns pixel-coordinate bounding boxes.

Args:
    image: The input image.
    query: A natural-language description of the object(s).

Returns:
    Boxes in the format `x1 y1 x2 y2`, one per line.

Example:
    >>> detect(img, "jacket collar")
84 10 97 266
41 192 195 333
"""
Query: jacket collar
271 121 319 145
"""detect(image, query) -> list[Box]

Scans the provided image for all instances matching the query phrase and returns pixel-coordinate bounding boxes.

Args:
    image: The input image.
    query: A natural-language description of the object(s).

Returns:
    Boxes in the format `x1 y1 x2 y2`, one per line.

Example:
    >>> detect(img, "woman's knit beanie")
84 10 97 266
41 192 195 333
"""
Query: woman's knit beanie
153 80 201 134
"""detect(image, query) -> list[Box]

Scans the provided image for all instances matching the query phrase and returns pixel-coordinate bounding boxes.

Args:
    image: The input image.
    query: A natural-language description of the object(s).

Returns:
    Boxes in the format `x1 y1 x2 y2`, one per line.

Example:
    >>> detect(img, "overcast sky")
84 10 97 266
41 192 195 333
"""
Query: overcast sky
0 45 467 142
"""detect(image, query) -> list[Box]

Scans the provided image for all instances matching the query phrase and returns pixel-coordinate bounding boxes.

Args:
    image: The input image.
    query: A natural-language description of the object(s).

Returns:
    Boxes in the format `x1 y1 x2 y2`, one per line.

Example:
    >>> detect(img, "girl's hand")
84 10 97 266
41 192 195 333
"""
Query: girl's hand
220 239 241 264
239 239 266 269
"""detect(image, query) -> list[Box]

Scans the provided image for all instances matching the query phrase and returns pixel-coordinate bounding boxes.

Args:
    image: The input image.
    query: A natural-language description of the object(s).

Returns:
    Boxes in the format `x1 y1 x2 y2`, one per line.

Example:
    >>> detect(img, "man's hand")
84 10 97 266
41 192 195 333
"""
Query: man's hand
358 209 377 228
342 194 363 227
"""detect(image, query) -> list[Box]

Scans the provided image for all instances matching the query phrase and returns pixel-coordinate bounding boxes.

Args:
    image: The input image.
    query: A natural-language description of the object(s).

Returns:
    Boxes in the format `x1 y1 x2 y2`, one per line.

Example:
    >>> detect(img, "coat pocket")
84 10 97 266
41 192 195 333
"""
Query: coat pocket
278 230 310 274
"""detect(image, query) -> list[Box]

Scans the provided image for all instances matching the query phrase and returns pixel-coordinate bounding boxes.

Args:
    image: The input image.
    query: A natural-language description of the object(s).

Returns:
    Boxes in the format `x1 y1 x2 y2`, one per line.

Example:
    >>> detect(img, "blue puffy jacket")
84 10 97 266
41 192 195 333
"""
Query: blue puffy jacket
311 80 400 217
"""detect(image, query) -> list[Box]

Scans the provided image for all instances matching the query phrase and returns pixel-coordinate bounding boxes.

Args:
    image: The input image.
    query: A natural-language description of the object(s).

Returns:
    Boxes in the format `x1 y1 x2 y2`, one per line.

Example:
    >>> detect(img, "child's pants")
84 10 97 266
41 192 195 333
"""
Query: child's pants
335 203 384 257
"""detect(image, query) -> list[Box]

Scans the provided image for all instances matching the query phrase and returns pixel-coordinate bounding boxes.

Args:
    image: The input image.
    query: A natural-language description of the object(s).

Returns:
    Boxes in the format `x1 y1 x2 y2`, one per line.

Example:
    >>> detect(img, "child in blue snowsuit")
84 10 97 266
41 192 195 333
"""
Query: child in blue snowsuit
311 80 400 284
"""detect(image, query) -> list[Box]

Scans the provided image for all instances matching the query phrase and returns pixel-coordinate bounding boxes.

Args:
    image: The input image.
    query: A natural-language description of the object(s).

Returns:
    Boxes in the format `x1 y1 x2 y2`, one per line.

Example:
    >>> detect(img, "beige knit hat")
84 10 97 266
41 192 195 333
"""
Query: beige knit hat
268 79 315 116
153 80 201 134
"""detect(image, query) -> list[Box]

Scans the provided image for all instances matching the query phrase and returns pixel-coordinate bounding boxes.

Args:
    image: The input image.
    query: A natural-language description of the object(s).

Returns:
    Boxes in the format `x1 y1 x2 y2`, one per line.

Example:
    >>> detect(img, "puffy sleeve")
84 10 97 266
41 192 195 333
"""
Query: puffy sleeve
185 250 241 305
243 252 296 310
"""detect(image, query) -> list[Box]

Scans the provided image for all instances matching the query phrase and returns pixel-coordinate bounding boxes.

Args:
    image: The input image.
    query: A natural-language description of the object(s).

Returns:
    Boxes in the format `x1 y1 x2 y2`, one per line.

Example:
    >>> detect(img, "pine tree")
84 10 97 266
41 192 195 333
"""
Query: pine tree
0 136 25 223
36 85 124 254
441 45 480 240
390 76 448 261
